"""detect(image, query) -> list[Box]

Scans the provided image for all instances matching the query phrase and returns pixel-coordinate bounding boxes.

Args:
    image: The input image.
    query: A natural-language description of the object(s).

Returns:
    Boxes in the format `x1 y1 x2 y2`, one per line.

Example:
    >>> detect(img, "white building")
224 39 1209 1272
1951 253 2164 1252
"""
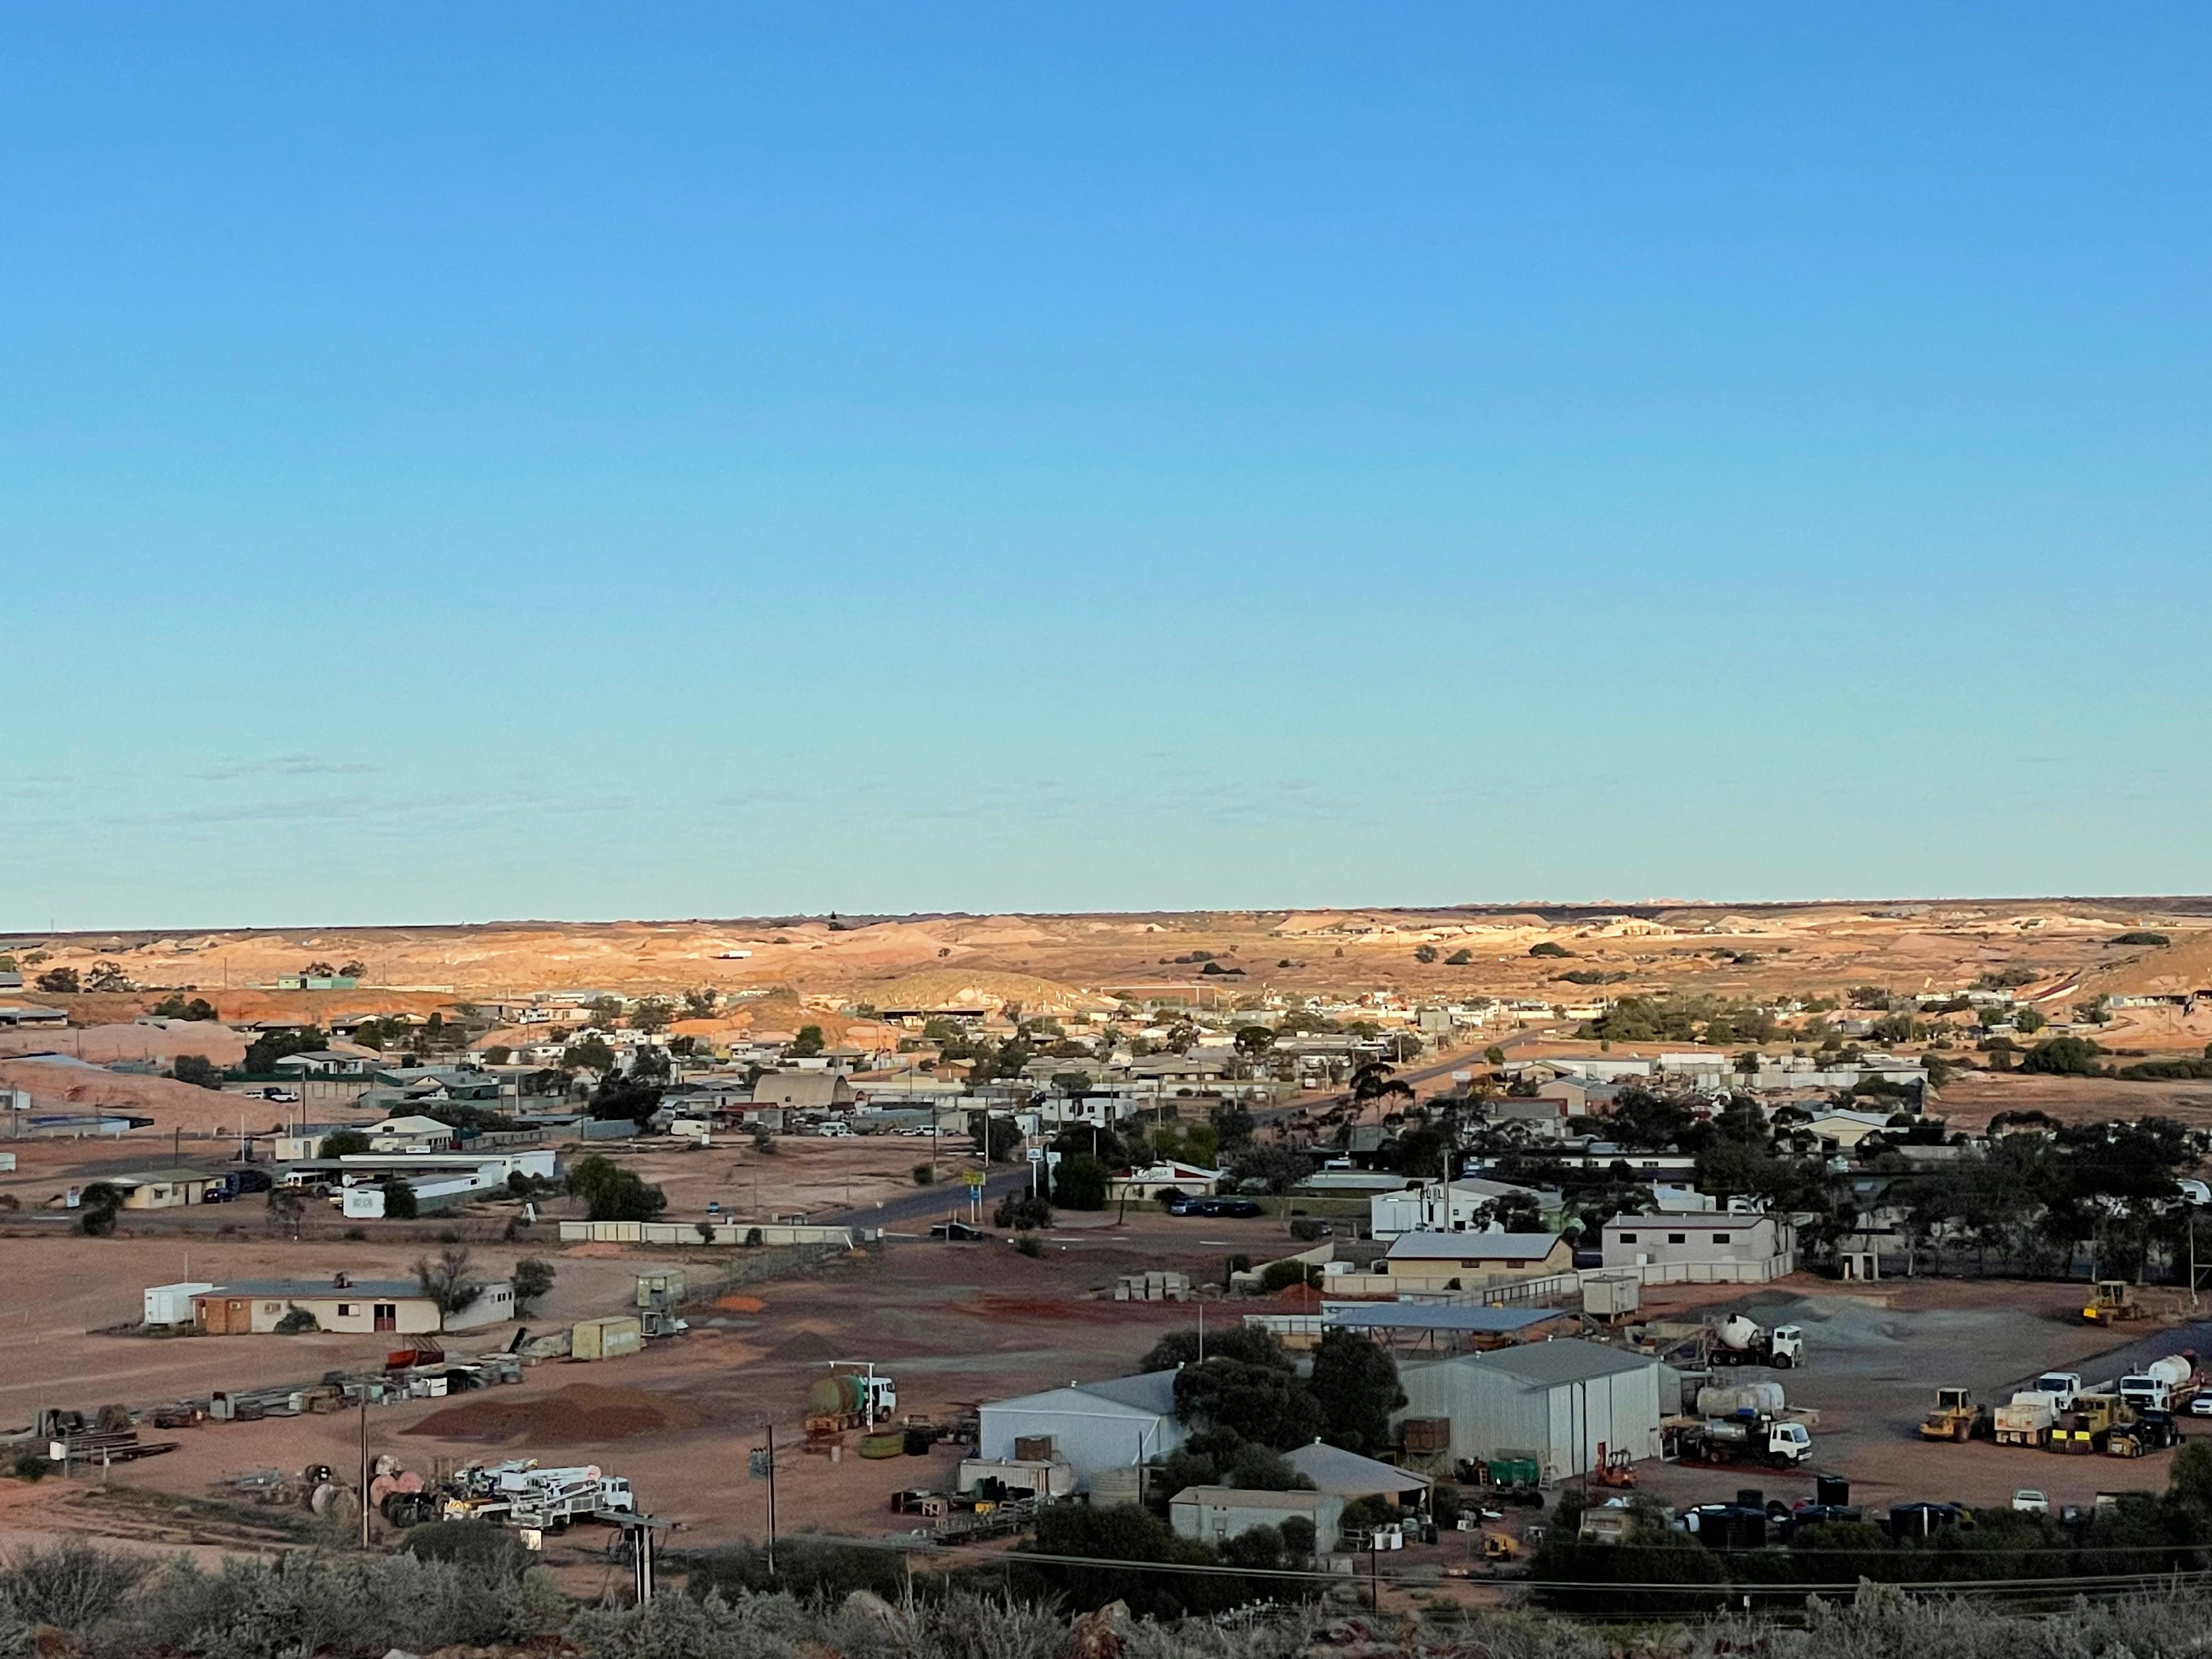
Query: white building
1600 1212 1796 1282
976 1371 1184 1492
1369 1178 1554 1241
1397 1341 1678 1476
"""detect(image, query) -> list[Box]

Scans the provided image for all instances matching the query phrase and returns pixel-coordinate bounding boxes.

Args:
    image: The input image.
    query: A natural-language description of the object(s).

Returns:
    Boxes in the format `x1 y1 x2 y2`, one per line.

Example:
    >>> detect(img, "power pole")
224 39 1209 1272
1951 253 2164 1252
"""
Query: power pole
358 1388 370 1548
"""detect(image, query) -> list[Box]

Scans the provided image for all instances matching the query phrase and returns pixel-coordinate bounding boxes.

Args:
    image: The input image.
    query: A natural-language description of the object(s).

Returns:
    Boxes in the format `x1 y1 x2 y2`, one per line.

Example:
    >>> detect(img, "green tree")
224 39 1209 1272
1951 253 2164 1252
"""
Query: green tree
563 1036 616 1073
413 1246 483 1316
36 967 81 994
789 1024 826 1057
1172 1356 1324 1449
567 1154 668 1222
482 1044 512 1065
1308 1328 1406 1454
1233 1025 1274 1059
1446 949 1472 965
1413 944 1438 964
320 1128 371 1158
1528 942 1571 959
510 1256 555 1312
2023 1036 2104 1076
77 1183 122 1237
171 1055 224 1090
629 997 674 1034
1053 1153 1110 1210
380 1178 419 1220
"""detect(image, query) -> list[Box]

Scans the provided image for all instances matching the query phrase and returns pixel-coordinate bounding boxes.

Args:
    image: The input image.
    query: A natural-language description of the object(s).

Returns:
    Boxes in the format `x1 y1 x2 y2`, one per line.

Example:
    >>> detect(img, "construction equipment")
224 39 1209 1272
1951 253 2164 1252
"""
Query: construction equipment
1677 1417 1814 1469
1994 1393 2058 1446
2106 1411 2181 1458
2118 1354 2197 1414
805 1363 897 1436
2083 1281 2144 1324
1919 1387 1988 1443
1590 1442 1637 1489
1482 1532 1520 1561
1710 1315 1805 1370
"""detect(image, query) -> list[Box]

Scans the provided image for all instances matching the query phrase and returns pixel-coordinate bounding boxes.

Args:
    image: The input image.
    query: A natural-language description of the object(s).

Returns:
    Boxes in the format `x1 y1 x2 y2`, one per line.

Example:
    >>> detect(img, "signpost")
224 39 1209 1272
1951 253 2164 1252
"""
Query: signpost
962 1169 986 1223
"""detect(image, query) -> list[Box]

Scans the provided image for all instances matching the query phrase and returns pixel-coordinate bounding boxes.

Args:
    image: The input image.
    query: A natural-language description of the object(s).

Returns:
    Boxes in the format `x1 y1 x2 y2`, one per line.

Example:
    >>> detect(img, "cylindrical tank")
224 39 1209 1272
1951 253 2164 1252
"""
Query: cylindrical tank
806 1373 867 1418
1697 1383 1786 1419
858 1432 905 1459
1716 1314 1763 1352
2139 1355 2193 1389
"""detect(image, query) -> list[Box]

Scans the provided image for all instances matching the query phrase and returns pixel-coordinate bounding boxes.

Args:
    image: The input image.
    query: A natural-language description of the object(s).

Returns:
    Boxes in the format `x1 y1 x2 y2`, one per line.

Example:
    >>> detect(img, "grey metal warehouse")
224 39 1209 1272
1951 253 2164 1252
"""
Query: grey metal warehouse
975 1371 1184 1491
1396 1340 1679 1481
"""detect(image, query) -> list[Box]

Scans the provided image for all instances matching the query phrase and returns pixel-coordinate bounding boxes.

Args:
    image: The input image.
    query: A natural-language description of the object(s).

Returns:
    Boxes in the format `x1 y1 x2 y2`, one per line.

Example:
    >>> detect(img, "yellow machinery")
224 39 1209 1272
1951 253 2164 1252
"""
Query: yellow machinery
1483 1532 1520 1562
2083 1282 2144 1324
1920 1387 1984 1442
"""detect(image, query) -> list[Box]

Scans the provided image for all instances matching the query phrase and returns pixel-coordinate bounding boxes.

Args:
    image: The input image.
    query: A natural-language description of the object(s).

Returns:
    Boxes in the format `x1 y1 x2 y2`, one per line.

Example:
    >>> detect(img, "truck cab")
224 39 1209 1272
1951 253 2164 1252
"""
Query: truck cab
2033 1372 2084 1413
1768 1325 1805 1367
1767 1421 1813 1465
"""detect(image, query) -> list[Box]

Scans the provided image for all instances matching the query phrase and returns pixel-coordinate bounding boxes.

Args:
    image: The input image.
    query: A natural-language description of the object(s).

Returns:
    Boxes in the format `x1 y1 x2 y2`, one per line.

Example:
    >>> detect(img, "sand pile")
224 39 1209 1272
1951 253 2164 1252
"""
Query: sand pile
405 1384 701 1444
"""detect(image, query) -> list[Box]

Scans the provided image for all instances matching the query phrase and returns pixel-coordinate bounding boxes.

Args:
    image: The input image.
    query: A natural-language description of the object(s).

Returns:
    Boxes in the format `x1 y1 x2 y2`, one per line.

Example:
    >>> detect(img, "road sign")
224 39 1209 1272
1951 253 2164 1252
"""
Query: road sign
1025 1147 1045 1163
961 1170 986 1189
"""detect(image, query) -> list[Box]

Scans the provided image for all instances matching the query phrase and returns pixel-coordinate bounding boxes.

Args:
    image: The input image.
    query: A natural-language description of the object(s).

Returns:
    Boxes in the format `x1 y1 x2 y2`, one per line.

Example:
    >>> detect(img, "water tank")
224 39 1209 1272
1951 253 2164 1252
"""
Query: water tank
805 1373 867 1418
1089 1467 1144 1508
1697 1382 1786 1419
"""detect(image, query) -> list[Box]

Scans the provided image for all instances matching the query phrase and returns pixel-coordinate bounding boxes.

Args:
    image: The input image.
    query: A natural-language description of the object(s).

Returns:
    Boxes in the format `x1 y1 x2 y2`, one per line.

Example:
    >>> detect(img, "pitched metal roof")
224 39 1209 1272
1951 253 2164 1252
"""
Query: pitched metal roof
1284 1441 1432 1496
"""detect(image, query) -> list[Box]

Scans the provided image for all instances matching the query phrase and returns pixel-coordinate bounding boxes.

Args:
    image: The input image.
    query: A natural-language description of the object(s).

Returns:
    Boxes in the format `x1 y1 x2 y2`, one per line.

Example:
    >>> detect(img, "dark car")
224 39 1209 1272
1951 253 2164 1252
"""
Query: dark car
1198 1197 1263 1218
929 1221 986 1241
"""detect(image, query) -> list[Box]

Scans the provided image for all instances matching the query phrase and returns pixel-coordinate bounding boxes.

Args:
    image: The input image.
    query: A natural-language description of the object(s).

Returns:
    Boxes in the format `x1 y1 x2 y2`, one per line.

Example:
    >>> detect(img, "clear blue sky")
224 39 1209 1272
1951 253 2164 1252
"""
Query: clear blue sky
6 4 2208 929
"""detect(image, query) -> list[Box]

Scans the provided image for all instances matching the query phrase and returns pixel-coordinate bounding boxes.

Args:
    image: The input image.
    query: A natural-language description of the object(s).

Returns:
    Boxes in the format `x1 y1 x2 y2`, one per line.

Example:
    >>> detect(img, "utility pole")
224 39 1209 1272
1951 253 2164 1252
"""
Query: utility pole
358 1388 370 1548
765 1423 778 1578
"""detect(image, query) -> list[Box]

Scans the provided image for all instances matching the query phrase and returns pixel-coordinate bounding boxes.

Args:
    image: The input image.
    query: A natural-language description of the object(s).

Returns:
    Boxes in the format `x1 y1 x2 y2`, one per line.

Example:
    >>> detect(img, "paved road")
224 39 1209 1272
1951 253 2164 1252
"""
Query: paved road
819 1157 1033 1231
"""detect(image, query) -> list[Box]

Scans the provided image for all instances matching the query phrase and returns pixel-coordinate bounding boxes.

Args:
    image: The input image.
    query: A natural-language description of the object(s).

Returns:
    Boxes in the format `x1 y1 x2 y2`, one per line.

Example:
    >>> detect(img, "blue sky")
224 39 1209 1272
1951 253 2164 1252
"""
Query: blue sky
5 4 2207 929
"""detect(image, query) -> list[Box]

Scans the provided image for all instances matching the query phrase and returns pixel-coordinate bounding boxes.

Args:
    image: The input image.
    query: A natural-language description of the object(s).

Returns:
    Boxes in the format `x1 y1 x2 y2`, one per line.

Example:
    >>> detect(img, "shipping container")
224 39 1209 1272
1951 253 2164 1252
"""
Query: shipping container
572 1316 644 1362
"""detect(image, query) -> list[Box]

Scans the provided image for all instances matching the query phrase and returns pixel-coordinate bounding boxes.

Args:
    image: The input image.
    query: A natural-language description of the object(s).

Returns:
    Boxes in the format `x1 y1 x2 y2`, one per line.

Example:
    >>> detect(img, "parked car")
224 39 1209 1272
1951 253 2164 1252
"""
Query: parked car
929 1221 986 1241
2013 1489 2050 1514
1166 1195 1203 1216
1198 1197 1263 1218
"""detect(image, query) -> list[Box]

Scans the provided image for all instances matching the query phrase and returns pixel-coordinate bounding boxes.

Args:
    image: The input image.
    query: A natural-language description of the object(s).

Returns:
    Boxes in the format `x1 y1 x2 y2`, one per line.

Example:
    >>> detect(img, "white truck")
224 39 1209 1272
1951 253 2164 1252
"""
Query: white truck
1711 1314 1806 1370
2118 1355 2196 1414
1680 1416 1814 1469
1994 1393 2057 1446
2031 1372 2084 1413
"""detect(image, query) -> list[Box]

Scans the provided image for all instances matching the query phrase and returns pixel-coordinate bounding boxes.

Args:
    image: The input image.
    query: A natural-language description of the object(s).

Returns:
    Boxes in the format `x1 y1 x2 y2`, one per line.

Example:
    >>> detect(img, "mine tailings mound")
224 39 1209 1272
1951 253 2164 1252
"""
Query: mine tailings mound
404 1383 701 1445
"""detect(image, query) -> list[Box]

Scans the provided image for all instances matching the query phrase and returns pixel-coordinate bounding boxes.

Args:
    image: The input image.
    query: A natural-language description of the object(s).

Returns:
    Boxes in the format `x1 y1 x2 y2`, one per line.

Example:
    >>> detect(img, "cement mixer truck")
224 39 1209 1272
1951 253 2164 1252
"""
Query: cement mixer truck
805 1362 898 1434
1709 1314 1805 1370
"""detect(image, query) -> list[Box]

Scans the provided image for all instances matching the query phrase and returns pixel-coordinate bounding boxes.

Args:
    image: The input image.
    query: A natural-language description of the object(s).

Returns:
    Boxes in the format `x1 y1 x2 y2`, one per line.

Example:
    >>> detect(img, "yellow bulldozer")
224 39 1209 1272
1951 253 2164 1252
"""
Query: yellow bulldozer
2083 1281 2145 1324
1920 1386 1988 1442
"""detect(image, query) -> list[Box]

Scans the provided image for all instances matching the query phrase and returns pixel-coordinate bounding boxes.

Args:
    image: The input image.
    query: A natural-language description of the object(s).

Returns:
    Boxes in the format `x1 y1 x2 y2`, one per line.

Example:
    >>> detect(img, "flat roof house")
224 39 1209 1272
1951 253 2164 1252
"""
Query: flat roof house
1383 1231 1573 1288
99 1169 223 1210
1172 1486 1345 1553
189 1272 514 1335
1601 1212 1796 1283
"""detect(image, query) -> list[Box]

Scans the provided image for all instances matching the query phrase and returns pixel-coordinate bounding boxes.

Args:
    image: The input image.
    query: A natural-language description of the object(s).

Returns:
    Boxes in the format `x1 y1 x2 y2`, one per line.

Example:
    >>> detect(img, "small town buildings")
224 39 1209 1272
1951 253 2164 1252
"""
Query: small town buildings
100 1168 224 1210
0 1005 67 1029
1382 1232 1573 1286
1397 1341 1677 1475
1171 1487 1344 1553
1600 1211 1796 1282
1283 1440 1432 1508
1534 1077 1623 1116
1369 1178 1558 1241
187 1272 514 1335
364 1114 458 1153
751 1072 856 1111
143 1281 217 1325
1109 1160 1223 1203
977 1371 1186 1491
